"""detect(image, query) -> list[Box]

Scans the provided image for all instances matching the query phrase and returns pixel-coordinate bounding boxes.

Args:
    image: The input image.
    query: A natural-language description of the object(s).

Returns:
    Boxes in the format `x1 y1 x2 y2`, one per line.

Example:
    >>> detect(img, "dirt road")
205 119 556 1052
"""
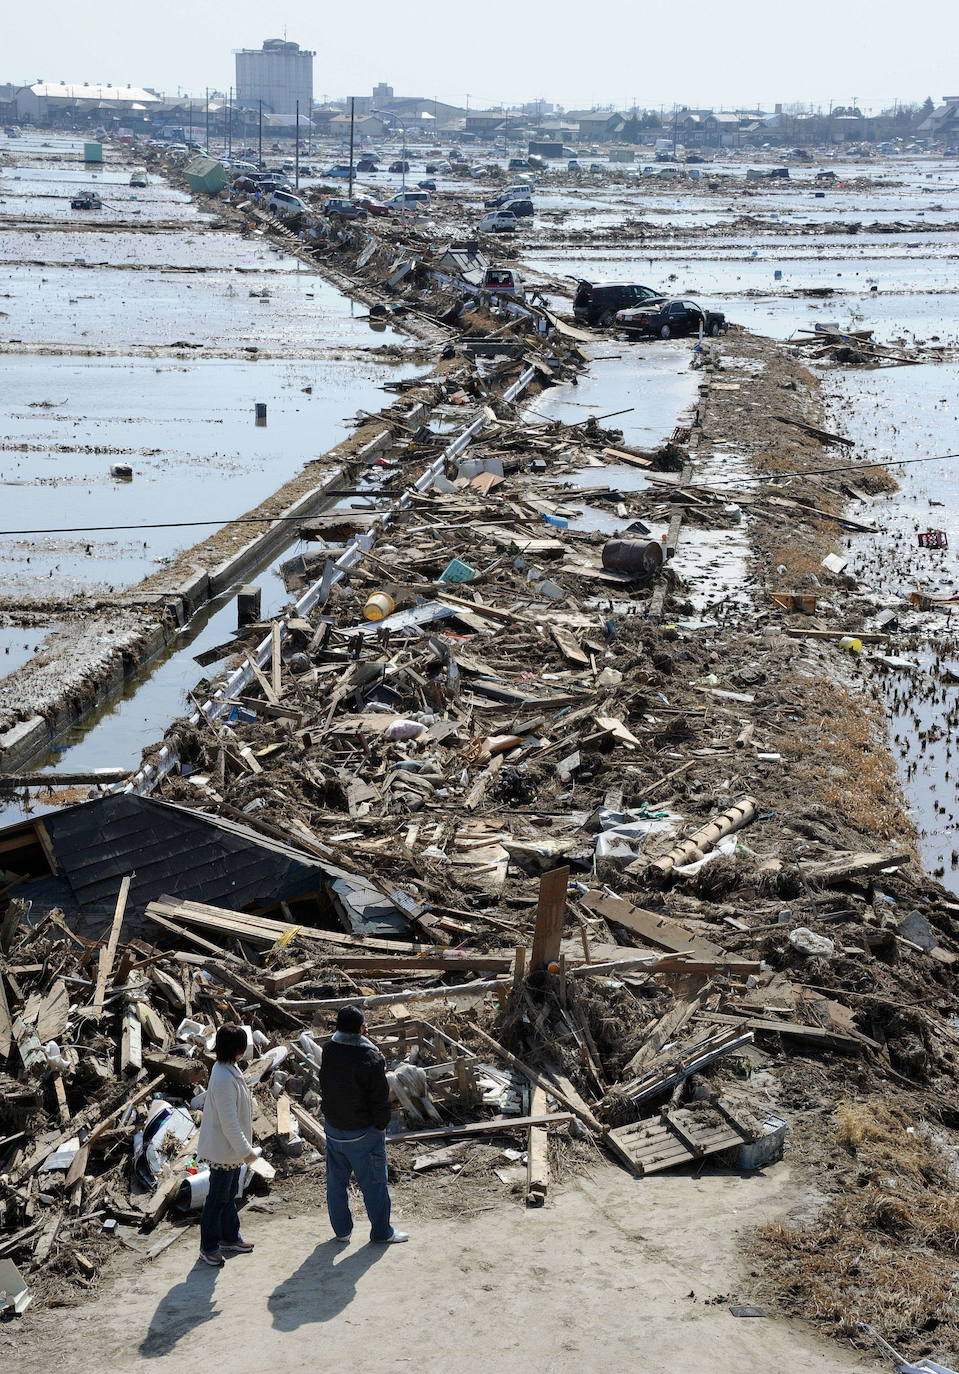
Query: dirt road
8 1162 876 1374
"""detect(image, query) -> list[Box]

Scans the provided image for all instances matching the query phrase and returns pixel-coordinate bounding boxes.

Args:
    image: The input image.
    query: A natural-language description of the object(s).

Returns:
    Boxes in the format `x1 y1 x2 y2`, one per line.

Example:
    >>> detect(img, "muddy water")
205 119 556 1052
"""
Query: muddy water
524 341 699 449
823 365 959 887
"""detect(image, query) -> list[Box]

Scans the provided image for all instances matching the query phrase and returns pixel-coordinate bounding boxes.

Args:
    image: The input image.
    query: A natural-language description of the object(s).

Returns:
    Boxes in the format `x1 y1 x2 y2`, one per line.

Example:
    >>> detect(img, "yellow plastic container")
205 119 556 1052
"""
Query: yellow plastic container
363 592 395 622
839 636 863 653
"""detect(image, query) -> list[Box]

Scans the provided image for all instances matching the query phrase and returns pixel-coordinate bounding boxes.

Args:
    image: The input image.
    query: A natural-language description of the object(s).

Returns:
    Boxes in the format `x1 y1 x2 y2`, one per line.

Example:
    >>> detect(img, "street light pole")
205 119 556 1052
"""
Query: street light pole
227 86 232 156
295 100 300 187
258 99 262 164
348 96 355 201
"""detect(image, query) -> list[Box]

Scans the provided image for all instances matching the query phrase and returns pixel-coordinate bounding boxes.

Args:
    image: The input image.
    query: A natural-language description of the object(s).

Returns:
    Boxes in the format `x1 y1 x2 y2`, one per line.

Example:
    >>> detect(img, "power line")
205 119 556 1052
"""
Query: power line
691 449 959 489
1 452 958 538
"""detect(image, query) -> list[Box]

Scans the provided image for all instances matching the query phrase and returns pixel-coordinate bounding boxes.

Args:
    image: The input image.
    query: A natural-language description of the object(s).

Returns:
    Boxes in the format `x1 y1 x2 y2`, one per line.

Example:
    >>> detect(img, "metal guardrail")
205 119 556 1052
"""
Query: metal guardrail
126 365 538 796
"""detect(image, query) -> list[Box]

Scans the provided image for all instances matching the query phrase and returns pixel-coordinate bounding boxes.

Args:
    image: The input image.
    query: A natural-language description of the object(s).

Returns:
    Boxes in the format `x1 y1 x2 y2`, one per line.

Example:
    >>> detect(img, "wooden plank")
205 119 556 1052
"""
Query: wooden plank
243 652 279 706
697 1010 875 1053
602 445 651 468
390 1112 573 1144
262 962 315 995
143 908 246 963
64 1142 89 1190
90 875 132 1019
270 954 513 980
800 850 910 884
275 1093 292 1139
146 897 438 957
231 696 302 722
464 753 504 811
33 978 70 1043
530 866 569 972
0 972 12 1059
1 769 130 787
290 1102 326 1151
200 960 306 1030
549 625 589 666
284 979 510 1014
121 1001 143 1074
271 623 283 699
526 1085 550 1206
784 628 889 644
581 889 724 958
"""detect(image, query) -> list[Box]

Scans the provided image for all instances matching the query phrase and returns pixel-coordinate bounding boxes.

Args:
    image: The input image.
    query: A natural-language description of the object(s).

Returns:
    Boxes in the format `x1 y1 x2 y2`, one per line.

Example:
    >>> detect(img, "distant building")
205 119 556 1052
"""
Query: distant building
329 112 388 139
372 83 394 106
918 97 959 139
15 82 161 125
235 39 313 118
573 110 626 141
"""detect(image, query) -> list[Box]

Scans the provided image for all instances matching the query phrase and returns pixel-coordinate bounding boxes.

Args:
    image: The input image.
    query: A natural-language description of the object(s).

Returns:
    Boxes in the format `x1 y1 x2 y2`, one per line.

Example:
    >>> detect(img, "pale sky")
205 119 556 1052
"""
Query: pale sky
5 0 956 112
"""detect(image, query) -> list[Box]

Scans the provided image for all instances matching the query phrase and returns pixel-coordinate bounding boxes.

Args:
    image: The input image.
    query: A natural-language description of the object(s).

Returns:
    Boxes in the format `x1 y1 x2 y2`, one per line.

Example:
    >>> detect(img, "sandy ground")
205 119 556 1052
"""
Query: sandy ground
7 1163 876 1374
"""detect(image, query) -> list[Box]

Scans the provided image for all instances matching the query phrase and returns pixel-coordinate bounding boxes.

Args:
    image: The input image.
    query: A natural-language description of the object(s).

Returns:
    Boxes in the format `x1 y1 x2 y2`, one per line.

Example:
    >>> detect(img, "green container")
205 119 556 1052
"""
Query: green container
84 141 103 163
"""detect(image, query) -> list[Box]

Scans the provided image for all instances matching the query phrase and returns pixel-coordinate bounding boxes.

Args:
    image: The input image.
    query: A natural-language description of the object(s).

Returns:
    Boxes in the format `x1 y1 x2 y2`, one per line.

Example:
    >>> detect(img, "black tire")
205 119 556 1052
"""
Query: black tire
660 324 671 339
709 321 721 336
599 310 616 327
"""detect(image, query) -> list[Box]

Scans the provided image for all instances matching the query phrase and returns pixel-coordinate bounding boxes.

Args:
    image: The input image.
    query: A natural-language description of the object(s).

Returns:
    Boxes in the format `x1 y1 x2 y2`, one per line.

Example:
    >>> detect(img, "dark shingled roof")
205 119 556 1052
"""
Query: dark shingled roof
2 793 410 939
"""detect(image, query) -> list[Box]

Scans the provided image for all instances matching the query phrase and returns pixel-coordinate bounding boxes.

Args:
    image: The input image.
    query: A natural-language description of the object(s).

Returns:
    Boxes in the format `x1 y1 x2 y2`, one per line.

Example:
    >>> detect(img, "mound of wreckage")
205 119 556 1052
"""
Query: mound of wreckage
3 385 959 1321
3 192 959 1344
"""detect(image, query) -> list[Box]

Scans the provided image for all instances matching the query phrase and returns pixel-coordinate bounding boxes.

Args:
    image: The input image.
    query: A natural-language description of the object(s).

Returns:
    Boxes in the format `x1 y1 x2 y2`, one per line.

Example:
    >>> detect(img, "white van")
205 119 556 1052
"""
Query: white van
478 210 518 234
267 190 310 218
129 167 148 187
385 190 430 209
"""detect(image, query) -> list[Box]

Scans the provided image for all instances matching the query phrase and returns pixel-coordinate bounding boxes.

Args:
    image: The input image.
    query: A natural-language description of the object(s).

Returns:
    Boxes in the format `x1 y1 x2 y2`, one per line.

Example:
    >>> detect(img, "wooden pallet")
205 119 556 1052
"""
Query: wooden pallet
607 1100 756 1177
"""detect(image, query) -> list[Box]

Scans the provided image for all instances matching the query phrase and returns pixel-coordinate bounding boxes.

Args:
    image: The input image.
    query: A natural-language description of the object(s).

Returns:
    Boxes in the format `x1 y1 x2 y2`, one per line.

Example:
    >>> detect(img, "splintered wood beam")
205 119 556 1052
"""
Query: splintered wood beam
90 875 132 1019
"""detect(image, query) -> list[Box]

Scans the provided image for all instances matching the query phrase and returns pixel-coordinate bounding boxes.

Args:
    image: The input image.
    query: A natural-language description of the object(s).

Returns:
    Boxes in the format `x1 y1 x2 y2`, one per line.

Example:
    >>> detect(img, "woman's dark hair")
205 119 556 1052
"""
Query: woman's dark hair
215 1024 248 1063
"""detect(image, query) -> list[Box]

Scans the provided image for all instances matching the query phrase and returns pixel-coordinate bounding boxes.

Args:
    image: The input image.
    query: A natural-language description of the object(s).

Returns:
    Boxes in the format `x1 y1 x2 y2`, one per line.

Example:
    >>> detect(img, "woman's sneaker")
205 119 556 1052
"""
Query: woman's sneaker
220 1238 254 1254
199 1249 224 1267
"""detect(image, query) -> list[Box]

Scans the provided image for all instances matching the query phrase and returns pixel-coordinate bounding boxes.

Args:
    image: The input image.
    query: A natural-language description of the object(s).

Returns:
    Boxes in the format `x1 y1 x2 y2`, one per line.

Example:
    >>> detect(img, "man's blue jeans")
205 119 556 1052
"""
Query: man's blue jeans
325 1125 393 1242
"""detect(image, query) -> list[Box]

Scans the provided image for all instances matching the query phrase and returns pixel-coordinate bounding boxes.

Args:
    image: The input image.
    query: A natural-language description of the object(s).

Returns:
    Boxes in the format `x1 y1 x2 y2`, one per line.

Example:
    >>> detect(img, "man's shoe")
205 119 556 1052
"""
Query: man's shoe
374 1230 409 1244
220 1238 254 1254
199 1249 224 1267
334 1232 352 1242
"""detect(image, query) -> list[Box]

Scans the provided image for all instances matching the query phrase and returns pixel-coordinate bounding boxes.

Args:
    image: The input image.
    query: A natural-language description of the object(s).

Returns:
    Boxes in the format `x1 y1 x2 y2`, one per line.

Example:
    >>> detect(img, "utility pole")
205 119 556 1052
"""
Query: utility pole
348 96 356 200
258 99 262 163
227 85 232 156
295 100 300 186
205 88 209 150
188 101 193 145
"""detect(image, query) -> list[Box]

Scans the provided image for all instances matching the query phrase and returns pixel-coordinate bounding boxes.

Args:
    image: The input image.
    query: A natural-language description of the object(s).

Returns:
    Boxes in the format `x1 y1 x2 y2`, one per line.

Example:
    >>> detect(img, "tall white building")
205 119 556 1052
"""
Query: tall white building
235 39 313 118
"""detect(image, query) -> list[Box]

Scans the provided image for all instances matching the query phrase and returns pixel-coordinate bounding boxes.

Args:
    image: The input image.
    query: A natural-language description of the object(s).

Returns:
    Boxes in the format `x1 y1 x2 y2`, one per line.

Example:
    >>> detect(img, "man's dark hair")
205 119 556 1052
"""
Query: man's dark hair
215 1024 248 1063
336 1006 364 1034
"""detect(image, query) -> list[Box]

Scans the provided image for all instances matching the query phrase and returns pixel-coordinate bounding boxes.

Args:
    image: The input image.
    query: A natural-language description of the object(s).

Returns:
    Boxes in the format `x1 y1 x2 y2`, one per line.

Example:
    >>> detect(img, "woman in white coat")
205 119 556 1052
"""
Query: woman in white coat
196 1024 258 1267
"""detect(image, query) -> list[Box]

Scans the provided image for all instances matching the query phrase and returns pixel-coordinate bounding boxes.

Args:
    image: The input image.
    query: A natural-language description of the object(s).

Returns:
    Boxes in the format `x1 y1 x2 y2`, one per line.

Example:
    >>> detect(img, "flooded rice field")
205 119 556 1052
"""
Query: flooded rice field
0 353 419 596
0 132 425 789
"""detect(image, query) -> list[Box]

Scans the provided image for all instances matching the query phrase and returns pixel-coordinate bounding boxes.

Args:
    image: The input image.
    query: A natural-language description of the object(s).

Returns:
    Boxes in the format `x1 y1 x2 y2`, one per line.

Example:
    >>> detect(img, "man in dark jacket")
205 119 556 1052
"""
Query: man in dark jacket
319 1006 409 1244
